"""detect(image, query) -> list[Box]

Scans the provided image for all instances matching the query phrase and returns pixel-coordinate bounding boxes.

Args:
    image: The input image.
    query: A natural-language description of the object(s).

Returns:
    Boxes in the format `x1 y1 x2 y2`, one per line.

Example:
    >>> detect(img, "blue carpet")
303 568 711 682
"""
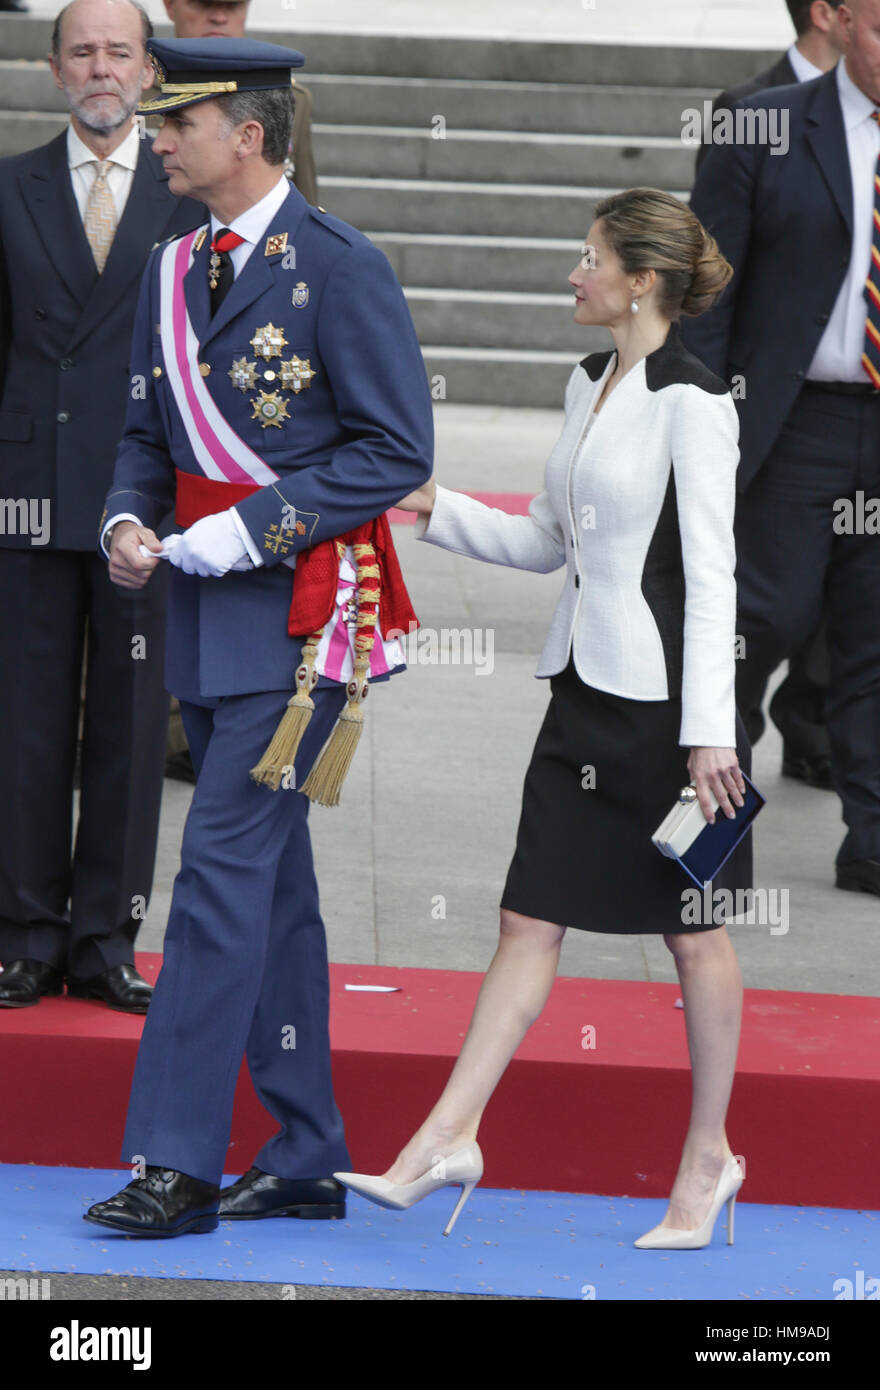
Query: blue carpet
1 1165 877 1299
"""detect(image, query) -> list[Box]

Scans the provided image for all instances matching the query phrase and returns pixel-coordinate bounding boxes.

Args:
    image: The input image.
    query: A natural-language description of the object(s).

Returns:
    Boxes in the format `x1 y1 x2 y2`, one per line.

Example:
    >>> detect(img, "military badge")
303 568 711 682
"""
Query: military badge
193 228 208 252
228 358 259 392
250 323 288 359
265 232 288 256
279 356 316 393
292 282 309 308
251 390 291 428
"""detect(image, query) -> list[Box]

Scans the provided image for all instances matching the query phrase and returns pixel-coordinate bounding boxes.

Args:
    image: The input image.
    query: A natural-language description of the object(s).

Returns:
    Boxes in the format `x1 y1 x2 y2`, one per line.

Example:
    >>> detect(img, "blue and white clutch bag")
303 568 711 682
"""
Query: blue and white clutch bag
652 772 765 887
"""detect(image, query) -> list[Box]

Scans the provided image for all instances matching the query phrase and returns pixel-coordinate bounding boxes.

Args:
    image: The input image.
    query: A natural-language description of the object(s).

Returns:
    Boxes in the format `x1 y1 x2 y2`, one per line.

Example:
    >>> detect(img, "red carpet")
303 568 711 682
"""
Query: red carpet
1 955 877 1208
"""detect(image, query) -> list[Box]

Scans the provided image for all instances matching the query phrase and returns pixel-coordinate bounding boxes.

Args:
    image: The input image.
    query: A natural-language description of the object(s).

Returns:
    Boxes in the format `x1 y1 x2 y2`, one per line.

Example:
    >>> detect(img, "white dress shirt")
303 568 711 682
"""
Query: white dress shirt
786 42 823 85
67 119 139 224
806 58 880 382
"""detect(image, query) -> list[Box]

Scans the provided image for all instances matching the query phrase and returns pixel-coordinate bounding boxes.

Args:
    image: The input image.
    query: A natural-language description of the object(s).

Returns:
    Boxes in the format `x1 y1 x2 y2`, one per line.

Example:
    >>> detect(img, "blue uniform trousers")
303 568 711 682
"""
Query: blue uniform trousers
120 683 352 1185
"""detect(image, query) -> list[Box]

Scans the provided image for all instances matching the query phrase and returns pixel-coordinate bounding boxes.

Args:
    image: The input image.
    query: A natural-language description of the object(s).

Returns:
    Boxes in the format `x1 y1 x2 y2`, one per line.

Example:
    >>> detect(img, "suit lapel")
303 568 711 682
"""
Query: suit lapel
18 131 97 310
67 145 195 352
805 67 853 239
198 185 309 350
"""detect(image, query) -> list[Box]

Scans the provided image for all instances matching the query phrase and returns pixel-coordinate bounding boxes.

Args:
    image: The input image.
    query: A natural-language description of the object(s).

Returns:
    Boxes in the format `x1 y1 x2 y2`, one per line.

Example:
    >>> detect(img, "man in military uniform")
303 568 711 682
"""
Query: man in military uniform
84 36 433 1236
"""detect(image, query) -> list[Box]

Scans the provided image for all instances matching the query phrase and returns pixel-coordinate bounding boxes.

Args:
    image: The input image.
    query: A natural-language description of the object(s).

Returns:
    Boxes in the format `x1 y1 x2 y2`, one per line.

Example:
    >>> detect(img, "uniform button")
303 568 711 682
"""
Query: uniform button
34 307 47 320
56 411 69 423
793 370 805 381
152 366 163 378
841 254 850 267
199 362 211 377
817 312 830 325
59 357 72 371
575 573 580 588
263 369 276 381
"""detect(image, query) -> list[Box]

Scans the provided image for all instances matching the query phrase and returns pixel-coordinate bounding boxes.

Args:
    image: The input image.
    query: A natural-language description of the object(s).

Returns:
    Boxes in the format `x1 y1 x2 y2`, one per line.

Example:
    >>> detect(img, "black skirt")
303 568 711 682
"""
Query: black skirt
500 656 753 934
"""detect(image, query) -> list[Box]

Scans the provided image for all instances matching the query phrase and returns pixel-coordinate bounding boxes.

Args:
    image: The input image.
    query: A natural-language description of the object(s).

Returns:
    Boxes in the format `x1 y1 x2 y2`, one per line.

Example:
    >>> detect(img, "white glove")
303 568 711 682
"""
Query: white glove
163 511 254 578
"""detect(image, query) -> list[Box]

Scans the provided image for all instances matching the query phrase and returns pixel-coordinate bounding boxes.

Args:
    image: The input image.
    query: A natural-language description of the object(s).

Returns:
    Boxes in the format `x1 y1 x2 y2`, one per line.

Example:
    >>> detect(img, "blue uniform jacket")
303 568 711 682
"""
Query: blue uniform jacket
101 182 434 701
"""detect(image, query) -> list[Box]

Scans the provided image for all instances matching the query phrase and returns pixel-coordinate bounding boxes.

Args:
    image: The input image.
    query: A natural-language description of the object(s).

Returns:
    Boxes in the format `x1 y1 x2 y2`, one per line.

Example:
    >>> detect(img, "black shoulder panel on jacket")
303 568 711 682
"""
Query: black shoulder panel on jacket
579 349 615 381
645 321 729 395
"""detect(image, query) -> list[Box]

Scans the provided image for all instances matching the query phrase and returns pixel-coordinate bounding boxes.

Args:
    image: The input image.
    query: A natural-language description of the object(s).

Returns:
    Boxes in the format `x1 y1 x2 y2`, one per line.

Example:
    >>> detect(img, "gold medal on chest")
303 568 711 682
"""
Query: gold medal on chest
251 390 291 428
250 323 288 359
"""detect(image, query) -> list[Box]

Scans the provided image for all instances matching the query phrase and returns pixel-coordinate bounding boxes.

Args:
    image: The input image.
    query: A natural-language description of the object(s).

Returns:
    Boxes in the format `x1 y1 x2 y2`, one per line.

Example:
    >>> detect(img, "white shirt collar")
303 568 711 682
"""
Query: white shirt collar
210 175 290 246
838 54 878 132
786 42 824 85
67 118 140 171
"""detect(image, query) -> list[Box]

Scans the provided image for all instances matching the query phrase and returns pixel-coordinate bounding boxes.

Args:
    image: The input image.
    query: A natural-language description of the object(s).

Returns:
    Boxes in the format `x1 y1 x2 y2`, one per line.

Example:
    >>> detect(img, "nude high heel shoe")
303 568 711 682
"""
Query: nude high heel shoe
633 1153 745 1250
334 1142 484 1237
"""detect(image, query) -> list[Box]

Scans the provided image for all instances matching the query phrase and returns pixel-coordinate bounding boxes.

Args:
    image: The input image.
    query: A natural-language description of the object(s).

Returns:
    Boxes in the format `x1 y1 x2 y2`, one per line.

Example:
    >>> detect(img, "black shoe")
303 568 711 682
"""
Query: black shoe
66 963 153 1013
218 1166 346 1220
0 958 65 1008
835 859 880 896
165 750 196 784
781 751 834 790
83 1167 220 1237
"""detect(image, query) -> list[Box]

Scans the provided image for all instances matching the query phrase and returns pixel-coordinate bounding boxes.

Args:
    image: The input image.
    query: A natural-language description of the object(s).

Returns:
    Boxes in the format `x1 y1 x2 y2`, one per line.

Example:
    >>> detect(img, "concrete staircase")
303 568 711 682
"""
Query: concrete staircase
0 17 776 405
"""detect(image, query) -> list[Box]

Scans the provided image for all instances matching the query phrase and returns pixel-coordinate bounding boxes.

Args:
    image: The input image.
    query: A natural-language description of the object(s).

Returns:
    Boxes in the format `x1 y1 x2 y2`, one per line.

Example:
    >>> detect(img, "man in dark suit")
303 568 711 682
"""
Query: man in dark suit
0 0 202 1010
694 2 846 793
682 0 880 896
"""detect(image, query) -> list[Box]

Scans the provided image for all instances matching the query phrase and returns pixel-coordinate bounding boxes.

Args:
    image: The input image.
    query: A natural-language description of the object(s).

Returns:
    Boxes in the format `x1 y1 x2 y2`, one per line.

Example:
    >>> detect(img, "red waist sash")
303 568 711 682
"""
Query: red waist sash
174 469 419 639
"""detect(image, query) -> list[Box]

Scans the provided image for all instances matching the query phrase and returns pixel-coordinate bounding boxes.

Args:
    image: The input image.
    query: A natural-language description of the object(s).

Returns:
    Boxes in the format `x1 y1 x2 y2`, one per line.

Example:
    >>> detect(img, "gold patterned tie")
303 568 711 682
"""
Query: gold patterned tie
83 159 116 273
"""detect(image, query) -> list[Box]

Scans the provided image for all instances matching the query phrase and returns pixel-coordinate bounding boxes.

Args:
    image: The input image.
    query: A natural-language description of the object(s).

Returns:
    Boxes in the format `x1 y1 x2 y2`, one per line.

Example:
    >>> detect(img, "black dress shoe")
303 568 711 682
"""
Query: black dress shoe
83 1167 219 1237
835 859 880 896
0 958 64 1008
66 963 153 1013
218 1166 346 1220
781 751 834 790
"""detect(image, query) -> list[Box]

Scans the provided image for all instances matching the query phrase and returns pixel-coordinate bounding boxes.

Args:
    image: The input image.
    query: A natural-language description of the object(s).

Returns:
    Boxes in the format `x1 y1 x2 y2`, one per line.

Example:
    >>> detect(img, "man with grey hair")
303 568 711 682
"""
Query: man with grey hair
0 0 202 1012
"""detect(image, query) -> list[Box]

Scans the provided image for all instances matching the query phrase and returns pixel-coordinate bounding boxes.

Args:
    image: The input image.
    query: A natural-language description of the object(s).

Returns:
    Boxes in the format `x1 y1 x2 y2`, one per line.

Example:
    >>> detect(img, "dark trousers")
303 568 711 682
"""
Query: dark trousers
744 611 831 756
120 685 352 1186
733 385 880 866
0 550 169 978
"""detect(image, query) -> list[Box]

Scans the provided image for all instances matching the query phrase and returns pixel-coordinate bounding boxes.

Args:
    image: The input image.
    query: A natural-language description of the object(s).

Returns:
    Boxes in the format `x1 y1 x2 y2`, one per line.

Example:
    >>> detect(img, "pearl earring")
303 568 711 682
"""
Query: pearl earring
631 298 639 314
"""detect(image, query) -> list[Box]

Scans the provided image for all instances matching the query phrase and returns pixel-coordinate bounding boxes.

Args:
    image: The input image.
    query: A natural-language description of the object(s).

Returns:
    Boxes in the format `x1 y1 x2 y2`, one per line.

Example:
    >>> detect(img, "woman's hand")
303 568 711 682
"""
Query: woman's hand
687 747 746 824
395 479 437 515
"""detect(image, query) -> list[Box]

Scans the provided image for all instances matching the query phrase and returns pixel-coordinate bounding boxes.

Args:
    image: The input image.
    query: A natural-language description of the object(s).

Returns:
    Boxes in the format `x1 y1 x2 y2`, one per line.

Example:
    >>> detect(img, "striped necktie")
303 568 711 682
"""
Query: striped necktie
83 159 117 274
863 110 880 385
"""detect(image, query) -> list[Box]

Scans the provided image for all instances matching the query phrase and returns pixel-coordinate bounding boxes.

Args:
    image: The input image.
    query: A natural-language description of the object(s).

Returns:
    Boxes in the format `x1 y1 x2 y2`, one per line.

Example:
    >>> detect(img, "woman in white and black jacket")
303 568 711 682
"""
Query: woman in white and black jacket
336 189 751 1251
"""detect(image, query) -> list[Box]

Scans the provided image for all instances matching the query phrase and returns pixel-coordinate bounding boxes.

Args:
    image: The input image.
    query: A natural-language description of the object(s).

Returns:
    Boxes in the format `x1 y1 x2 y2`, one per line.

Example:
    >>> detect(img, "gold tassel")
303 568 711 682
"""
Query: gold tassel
250 634 322 789
300 658 368 806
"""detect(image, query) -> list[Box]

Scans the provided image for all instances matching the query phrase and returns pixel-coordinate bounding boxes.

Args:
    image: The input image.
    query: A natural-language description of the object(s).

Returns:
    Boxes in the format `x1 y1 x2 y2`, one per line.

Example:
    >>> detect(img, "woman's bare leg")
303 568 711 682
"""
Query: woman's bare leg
656 923 743 1228
383 908 566 1184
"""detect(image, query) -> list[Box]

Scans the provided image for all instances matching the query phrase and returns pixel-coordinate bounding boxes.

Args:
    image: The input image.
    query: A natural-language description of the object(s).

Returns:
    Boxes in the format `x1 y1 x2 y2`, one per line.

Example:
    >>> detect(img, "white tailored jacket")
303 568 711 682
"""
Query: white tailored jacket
416 321 741 749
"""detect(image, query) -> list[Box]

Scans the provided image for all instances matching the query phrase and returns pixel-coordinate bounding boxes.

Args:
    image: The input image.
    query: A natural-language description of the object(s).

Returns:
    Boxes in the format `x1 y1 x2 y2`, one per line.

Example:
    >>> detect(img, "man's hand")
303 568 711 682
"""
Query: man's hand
109 522 162 589
687 747 746 825
166 511 253 578
395 479 437 515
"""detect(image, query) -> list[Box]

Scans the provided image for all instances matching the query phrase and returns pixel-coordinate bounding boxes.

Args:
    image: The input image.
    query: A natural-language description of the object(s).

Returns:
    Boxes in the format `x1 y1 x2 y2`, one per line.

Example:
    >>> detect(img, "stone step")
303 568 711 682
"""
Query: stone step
422 345 582 408
0 61 715 137
372 233 582 293
319 176 690 238
406 287 596 353
0 15 780 87
305 73 716 138
311 124 692 190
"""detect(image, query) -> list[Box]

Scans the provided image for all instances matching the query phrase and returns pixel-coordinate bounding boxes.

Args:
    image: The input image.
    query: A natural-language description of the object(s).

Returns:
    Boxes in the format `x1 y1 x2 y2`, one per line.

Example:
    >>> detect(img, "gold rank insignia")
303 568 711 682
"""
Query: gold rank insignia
263 522 294 554
250 323 288 359
279 356 316 393
251 390 290 428
193 228 208 252
265 232 288 256
228 358 258 391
